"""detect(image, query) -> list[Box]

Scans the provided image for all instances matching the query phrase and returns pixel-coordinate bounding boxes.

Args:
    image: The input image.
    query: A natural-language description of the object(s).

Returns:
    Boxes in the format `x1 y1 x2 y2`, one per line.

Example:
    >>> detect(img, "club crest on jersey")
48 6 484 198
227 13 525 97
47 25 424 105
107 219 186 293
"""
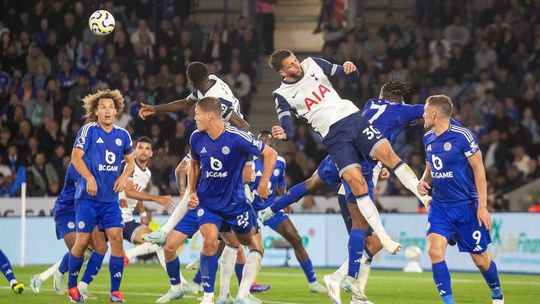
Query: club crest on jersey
222 146 230 155
305 84 331 111
444 142 452 151
309 73 319 81
116 138 122 146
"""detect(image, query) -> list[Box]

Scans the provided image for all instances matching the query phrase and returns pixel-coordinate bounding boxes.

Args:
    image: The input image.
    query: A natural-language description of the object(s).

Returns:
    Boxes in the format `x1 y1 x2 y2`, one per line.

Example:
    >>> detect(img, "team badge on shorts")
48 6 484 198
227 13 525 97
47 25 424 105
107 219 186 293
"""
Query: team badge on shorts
273 169 280 176
197 208 205 217
444 142 452 151
68 222 75 229
116 138 123 146
78 221 86 229
222 146 230 155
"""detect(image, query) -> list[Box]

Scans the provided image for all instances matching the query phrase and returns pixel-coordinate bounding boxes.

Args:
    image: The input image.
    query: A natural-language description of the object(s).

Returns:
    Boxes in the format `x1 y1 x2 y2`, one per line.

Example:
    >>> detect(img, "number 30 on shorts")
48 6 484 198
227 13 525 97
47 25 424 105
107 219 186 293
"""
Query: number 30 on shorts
236 211 250 229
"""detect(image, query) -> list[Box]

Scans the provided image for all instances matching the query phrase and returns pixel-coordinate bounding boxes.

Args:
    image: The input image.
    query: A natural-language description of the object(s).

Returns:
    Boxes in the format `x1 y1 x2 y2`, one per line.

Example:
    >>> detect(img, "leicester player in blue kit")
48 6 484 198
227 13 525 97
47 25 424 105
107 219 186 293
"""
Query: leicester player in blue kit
68 89 135 303
418 95 503 304
0 249 24 294
30 163 108 298
188 97 277 304
249 131 327 293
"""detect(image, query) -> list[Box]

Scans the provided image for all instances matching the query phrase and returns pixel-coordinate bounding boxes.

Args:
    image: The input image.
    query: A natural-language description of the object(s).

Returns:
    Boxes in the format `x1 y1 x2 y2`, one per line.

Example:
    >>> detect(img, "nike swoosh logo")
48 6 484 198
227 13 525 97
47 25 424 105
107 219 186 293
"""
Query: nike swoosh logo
292 92 298 98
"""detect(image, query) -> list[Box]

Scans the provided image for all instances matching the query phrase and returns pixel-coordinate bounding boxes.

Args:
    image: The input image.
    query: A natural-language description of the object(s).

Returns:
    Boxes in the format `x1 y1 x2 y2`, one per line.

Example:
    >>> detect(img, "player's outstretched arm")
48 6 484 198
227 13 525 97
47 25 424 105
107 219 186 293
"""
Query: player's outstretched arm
115 153 135 193
312 57 360 82
257 146 278 201
468 150 492 230
135 200 149 225
138 97 196 120
124 180 174 210
71 148 97 196
228 111 250 131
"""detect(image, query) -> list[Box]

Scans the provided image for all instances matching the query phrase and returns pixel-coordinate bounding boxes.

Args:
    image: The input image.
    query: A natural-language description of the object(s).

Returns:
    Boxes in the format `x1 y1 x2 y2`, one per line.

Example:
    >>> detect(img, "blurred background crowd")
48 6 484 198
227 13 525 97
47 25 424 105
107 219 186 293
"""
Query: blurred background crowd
1 0 539 213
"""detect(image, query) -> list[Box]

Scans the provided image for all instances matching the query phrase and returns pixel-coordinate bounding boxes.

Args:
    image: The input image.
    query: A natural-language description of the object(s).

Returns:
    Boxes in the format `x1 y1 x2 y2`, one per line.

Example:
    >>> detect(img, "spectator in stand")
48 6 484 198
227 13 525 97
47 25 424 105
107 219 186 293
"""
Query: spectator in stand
224 59 251 119
26 44 51 76
29 151 59 196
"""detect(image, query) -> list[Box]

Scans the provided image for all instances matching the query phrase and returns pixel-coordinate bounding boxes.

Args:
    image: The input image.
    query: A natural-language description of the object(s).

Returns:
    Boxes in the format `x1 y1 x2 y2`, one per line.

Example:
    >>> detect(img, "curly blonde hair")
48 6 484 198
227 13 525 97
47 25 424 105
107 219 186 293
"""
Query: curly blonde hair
82 89 125 123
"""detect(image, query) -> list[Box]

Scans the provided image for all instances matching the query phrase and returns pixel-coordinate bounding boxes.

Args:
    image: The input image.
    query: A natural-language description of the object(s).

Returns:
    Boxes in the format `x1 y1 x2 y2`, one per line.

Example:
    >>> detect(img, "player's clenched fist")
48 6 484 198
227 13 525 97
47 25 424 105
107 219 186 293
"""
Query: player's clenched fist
86 176 98 196
138 103 155 120
256 183 271 201
343 61 357 74
188 193 199 210
271 125 287 140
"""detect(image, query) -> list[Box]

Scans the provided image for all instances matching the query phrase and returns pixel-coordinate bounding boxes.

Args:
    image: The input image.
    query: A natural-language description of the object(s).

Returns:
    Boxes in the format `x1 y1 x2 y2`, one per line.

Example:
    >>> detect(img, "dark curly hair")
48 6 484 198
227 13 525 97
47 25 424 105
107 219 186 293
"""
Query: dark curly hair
380 80 411 102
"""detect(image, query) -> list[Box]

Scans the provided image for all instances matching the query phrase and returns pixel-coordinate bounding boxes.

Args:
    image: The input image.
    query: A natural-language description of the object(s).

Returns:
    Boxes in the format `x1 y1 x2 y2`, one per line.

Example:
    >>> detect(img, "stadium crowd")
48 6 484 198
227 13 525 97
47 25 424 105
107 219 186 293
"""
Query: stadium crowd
0 1 261 199
0 0 539 212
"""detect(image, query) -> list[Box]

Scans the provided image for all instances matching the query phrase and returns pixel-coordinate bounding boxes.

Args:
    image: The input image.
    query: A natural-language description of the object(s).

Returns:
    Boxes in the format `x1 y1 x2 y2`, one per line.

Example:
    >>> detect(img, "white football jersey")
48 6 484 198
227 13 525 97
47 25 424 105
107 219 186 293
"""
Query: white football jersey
189 74 242 120
273 57 359 138
120 163 152 222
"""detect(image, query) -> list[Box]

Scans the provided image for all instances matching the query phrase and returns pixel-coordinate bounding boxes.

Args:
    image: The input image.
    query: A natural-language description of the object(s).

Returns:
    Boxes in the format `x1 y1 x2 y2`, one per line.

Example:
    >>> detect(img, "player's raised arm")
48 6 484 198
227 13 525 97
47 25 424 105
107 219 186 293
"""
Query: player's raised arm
272 93 295 140
138 97 197 120
467 150 492 229
71 147 97 196
312 57 360 82
228 111 250 131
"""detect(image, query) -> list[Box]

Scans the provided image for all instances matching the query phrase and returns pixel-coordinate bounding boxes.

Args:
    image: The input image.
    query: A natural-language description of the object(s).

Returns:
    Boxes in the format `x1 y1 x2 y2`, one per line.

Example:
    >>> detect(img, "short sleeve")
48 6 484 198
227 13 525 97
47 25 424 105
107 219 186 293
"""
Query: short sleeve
123 130 133 155
188 90 199 101
189 132 201 161
454 126 479 158
73 123 94 152
234 130 265 157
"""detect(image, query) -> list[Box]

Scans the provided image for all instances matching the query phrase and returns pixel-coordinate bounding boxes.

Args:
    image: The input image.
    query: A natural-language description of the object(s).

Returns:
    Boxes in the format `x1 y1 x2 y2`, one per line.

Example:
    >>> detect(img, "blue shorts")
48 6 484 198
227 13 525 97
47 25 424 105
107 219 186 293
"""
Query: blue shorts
123 220 144 243
322 113 387 176
317 155 341 186
54 211 76 240
75 199 124 233
262 210 289 230
197 203 256 235
174 209 200 238
427 202 492 253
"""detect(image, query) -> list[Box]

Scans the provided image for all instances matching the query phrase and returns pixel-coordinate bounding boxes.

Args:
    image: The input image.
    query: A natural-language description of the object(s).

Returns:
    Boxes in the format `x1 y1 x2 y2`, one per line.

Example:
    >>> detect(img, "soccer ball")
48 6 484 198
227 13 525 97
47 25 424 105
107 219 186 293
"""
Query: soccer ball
88 10 115 36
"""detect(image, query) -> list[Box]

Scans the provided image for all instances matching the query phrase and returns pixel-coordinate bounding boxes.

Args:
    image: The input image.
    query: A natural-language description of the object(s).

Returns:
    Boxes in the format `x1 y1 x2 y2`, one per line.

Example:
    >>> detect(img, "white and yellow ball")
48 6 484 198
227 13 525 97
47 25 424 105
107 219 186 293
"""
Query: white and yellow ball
88 10 115 36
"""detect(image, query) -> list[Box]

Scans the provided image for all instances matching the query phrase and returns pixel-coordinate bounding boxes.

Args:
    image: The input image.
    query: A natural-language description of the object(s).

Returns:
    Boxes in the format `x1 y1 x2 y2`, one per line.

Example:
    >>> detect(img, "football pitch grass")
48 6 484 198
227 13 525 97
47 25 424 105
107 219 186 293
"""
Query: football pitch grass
1 265 539 303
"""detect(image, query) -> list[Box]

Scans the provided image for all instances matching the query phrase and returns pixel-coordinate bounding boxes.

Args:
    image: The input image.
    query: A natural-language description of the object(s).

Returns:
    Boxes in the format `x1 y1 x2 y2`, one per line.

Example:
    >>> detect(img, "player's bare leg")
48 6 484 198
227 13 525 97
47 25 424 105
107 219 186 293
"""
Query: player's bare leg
31 231 77 294
156 230 189 303
470 252 504 303
342 167 399 254
274 219 327 292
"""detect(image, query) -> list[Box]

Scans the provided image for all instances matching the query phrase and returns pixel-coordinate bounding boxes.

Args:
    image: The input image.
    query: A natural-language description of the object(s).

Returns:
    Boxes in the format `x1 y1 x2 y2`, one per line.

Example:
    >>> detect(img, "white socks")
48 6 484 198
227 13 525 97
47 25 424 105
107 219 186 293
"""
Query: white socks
355 195 391 242
160 191 190 233
357 260 372 291
39 260 61 281
393 163 428 203
219 245 239 297
237 251 263 298
125 242 161 260
332 259 348 281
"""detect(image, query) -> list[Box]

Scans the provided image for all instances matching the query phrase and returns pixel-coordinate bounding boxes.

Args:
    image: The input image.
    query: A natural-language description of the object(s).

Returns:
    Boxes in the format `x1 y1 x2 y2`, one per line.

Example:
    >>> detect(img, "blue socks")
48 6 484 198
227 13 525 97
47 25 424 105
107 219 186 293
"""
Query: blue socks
432 261 453 304
235 263 244 285
166 258 182 286
68 253 84 289
200 253 218 293
348 229 366 278
271 182 308 212
193 269 202 284
58 252 70 274
81 252 105 284
299 258 317 283
0 250 16 283
109 255 124 293
481 261 503 300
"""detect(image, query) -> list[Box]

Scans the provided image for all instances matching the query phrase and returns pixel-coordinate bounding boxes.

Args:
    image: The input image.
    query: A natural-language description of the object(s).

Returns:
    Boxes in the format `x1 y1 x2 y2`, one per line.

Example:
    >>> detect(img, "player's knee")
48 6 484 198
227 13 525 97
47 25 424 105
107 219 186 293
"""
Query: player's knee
94 242 108 255
202 238 219 255
163 244 177 259
427 246 445 262
375 144 400 168
472 254 490 271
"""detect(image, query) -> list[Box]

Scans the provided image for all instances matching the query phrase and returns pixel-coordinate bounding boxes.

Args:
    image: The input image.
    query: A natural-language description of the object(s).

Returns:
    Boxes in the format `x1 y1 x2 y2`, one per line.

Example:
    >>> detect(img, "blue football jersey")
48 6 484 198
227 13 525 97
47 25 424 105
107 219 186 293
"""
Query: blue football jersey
73 123 133 203
52 163 80 215
249 156 286 210
424 122 480 206
190 125 266 213
362 98 424 144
